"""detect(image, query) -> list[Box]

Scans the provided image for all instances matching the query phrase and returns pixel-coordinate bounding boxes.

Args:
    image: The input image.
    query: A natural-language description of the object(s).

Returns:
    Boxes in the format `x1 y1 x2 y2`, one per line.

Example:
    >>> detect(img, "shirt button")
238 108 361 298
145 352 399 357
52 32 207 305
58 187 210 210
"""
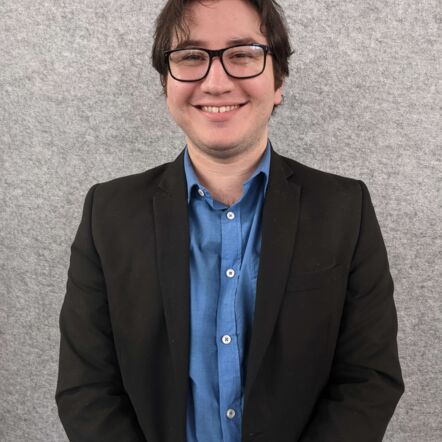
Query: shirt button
221 335 232 344
226 408 236 419
197 188 205 197
226 268 235 278
226 211 235 220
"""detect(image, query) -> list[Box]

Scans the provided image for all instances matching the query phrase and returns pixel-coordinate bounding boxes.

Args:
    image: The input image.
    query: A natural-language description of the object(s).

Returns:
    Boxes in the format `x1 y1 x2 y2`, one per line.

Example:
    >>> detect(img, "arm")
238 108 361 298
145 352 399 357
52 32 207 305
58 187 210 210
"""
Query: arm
55 185 146 442
299 181 404 442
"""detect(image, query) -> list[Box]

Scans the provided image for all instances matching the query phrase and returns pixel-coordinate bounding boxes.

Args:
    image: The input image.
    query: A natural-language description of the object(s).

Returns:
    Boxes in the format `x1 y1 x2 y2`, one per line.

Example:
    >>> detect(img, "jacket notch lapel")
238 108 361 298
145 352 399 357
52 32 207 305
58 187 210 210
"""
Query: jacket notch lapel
153 153 190 412
245 152 301 400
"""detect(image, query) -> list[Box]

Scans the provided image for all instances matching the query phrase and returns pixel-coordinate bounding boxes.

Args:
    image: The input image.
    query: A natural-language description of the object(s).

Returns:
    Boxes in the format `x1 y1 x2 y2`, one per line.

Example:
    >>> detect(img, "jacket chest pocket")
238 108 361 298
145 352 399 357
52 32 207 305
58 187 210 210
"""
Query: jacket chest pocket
275 264 347 370
285 263 345 293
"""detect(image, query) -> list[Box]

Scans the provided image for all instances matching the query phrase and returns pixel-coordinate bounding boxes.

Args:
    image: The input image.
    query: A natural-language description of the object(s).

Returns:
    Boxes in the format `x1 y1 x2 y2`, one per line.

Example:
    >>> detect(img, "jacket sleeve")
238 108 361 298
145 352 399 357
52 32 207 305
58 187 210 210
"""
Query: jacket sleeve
299 181 404 442
55 185 146 442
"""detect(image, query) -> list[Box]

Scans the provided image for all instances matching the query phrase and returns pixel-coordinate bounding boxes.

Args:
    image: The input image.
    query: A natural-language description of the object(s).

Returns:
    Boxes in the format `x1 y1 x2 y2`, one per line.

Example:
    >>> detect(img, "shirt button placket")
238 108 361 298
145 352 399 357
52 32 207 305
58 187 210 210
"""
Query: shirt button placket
219 205 241 438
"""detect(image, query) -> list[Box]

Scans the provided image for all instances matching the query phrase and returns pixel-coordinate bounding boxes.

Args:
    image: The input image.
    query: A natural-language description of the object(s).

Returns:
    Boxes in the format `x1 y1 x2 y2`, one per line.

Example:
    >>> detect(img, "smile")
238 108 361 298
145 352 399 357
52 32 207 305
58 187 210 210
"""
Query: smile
200 104 242 113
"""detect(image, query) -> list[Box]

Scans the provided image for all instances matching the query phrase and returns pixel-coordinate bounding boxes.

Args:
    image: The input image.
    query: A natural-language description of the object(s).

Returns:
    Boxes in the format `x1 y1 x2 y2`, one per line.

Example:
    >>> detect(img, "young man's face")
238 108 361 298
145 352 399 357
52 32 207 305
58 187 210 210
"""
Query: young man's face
166 0 283 160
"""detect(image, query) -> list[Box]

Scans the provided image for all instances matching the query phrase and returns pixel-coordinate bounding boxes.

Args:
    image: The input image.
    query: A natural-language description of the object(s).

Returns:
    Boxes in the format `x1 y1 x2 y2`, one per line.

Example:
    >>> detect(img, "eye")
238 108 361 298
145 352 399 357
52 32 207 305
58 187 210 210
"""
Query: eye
231 50 254 59
172 50 208 64
226 46 262 64
182 53 205 61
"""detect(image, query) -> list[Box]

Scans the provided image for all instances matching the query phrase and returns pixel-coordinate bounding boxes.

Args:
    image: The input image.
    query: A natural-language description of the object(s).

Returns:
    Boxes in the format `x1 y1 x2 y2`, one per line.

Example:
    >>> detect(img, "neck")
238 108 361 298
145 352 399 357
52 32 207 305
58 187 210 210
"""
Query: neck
187 141 268 206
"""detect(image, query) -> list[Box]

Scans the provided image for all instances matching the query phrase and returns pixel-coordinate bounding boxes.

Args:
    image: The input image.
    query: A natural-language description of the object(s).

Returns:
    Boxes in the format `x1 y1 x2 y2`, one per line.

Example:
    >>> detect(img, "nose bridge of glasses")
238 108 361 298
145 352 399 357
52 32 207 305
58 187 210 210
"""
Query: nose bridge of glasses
206 49 230 78
208 48 224 59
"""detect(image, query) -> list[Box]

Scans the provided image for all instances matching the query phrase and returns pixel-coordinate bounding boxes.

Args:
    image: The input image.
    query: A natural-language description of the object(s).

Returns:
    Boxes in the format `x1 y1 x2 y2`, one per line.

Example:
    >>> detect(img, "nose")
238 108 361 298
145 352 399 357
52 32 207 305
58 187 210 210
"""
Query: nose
200 57 234 94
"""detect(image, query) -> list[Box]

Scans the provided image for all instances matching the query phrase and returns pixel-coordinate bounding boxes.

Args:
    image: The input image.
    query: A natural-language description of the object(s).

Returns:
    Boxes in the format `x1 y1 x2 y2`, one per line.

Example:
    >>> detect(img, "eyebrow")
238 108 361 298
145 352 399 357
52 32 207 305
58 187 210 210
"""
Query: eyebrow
173 37 260 50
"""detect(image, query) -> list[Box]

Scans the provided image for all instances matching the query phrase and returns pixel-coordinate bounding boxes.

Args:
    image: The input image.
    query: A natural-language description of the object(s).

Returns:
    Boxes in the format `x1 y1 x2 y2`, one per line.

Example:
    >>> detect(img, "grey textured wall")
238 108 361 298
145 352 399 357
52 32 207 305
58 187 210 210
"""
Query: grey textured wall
1 0 441 440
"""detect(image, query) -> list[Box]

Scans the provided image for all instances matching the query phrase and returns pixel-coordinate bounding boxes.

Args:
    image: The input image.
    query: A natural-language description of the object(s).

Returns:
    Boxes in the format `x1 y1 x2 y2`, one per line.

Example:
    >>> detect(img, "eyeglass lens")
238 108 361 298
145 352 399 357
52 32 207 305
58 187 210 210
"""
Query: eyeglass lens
168 45 266 81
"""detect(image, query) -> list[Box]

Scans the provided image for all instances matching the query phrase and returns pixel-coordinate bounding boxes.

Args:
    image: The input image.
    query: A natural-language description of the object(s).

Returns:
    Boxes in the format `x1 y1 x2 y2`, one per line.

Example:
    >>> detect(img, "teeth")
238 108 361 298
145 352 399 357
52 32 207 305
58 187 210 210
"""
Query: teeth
201 105 241 113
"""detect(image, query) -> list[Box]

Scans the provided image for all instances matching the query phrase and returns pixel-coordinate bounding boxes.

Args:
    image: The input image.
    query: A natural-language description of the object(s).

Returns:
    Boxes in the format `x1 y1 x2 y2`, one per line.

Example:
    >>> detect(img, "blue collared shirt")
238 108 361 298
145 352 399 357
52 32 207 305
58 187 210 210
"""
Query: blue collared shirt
184 143 270 442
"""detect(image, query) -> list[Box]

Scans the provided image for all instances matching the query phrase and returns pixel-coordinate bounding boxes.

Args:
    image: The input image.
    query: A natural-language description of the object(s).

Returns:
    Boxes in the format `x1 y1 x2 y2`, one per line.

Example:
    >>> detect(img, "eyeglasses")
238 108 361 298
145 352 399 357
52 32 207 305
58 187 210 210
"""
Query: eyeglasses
164 44 272 82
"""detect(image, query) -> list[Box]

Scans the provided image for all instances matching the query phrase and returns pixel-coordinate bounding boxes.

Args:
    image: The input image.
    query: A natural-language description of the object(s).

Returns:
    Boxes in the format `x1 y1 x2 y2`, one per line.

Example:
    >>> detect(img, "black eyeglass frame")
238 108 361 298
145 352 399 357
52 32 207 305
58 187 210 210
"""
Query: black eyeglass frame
164 43 272 82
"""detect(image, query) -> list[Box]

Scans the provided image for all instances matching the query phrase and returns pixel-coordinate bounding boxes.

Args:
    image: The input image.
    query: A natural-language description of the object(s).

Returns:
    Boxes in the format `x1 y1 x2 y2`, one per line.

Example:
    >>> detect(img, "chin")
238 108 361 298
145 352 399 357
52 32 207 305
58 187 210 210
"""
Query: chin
203 146 237 159
199 140 249 157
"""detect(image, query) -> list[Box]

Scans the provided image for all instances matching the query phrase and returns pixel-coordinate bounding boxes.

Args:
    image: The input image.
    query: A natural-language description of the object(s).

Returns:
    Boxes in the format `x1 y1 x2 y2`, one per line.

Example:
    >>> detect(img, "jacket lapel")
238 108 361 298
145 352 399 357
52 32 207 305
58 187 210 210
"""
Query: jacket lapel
153 152 190 407
245 151 301 399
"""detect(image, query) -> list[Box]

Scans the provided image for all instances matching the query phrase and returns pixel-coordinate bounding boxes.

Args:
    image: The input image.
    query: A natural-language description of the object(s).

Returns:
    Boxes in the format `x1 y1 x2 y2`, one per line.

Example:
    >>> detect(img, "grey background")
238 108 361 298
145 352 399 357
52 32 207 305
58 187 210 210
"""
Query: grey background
1 0 441 440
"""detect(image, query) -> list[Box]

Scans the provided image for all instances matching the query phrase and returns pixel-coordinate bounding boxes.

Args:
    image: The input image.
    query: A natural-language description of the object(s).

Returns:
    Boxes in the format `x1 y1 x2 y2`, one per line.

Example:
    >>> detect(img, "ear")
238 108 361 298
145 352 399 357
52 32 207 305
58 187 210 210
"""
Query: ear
274 81 284 106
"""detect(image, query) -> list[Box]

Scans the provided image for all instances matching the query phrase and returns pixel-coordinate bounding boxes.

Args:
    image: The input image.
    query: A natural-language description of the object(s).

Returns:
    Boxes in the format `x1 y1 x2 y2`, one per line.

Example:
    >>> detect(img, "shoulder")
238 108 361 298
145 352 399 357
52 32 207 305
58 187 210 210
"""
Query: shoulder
275 152 364 200
82 158 181 217
95 162 171 197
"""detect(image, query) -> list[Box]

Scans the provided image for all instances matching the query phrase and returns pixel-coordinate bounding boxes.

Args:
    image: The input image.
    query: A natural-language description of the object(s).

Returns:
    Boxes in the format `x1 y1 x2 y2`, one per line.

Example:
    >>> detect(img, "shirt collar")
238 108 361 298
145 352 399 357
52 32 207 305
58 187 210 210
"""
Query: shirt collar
184 141 271 203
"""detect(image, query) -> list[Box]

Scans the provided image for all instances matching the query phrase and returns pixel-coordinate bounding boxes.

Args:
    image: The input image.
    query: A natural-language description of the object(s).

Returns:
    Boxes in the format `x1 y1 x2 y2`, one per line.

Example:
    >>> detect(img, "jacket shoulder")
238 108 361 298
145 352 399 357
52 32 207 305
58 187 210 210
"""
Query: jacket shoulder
95 163 177 204
96 162 171 196
277 154 363 199
81 160 179 218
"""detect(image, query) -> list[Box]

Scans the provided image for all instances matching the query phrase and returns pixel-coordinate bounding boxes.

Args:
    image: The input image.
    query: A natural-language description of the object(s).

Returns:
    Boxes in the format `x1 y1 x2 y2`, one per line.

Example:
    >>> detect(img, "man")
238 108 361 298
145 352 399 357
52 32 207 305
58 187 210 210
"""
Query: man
56 0 404 441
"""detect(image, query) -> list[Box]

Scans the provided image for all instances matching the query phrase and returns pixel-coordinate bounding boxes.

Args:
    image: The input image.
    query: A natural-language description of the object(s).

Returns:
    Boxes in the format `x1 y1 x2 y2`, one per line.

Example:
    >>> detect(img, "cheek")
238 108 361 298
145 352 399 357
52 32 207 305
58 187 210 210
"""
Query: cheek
166 83 194 110
249 72 279 106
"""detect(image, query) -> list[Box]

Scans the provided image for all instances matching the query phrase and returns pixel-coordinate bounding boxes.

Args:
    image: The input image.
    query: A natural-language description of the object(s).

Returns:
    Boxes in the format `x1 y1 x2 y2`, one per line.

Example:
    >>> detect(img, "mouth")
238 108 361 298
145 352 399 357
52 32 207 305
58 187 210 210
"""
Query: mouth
196 103 246 114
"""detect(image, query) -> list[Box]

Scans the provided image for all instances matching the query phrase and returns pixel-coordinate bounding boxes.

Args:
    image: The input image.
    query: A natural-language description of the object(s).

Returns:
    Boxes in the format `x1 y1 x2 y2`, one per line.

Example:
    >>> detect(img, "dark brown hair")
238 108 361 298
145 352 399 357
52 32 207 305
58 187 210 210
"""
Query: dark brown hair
151 0 293 91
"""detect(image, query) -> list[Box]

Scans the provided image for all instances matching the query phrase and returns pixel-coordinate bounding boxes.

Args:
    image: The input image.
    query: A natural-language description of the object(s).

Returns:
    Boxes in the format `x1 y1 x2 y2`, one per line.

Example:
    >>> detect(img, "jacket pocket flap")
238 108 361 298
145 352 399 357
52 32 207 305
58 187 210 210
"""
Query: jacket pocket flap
286 264 344 292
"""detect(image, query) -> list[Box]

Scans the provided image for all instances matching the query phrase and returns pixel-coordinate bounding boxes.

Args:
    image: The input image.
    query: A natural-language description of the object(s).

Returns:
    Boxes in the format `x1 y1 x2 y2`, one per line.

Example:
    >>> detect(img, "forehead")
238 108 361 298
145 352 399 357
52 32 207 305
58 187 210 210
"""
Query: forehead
172 0 266 48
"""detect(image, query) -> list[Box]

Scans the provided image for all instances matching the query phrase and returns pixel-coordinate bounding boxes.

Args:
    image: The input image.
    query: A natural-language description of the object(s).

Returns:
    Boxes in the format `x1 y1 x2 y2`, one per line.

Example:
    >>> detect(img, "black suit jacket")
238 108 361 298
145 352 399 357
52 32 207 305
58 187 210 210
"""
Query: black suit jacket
56 149 404 442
